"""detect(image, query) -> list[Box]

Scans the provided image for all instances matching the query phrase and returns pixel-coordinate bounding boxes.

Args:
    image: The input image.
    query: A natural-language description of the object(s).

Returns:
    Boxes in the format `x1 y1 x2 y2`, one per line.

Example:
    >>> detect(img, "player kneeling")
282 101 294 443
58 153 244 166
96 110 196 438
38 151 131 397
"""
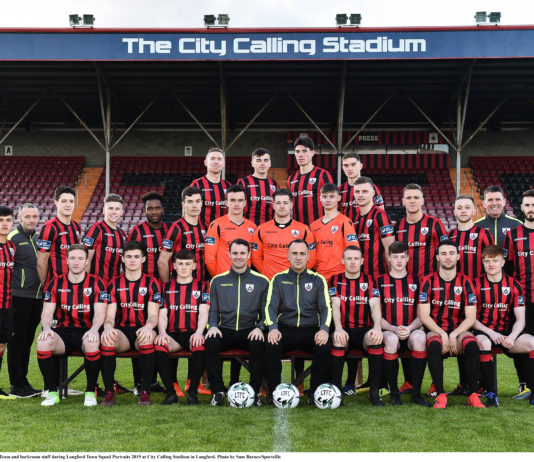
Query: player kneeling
38 244 108 407
474 245 534 407
100 241 161 406
155 249 209 405
376 242 430 406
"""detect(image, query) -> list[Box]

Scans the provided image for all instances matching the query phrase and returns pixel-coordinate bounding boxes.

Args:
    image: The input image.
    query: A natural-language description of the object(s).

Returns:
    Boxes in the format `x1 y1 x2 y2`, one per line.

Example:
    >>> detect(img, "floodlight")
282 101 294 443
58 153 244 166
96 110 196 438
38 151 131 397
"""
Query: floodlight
83 14 95 27
204 15 216 27
69 14 81 27
475 11 487 24
488 12 501 23
350 14 362 25
217 14 230 26
336 14 348 26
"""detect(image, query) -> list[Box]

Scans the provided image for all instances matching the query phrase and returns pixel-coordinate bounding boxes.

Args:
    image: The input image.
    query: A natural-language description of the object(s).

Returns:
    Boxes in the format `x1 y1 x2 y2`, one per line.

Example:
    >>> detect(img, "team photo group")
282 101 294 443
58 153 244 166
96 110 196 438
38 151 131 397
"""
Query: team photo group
1 135 533 410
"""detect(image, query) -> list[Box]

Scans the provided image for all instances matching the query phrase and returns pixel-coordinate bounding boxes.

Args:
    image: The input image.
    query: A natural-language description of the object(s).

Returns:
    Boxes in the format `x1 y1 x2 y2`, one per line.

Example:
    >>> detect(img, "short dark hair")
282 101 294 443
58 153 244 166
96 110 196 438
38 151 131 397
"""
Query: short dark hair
455 194 475 205
481 245 505 259
227 184 246 196
272 188 292 201
173 249 195 262
206 147 225 158
320 182 339 195
124 240 146 257
141 191 164 205
104 194 124 205
483 185 504 199
18 203 38 216
354 176 374 187
388 241 409 255
294 136 314 150
181 186 202 202
403 183 423 196
342 152 361 162
343 245 363 257
55 186 75 201
67 243 88 257
252 148 271 159
0 206 14 218
522 189 534 202
229 238 250 252
437 239 458 252
288 238 309 250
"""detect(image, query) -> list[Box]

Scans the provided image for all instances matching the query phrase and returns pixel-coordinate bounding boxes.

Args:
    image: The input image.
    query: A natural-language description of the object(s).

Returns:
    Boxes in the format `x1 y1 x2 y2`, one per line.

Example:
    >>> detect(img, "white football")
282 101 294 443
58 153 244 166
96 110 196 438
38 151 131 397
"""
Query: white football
313 383 342 409
272 383 300 409
227 382 255 408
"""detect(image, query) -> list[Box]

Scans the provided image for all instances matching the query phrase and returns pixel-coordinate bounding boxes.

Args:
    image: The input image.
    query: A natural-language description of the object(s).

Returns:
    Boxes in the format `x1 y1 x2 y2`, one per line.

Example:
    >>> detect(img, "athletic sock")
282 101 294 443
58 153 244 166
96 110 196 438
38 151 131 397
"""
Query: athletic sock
479 350 496 394
100 345 117 392
383 352 399 394
139 343 156 393
523 351 534 392
155 344 173 390
345 358 358 385
427 338 445 395
171 358 179 384
457 354 468 388
0 349 3 371
462 336 480 395
84 351 101 391
410 350 427 396
37 350 57 391
513 354 527 384
367 345 384 391
401 356 412 384
330 347 346 390
189 347 206 392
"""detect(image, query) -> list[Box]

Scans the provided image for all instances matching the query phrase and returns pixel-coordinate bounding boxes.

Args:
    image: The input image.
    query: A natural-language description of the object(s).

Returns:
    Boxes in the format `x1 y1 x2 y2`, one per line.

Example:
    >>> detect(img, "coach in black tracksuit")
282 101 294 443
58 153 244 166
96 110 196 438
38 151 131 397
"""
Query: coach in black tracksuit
265 238 332 400
205 238 270 406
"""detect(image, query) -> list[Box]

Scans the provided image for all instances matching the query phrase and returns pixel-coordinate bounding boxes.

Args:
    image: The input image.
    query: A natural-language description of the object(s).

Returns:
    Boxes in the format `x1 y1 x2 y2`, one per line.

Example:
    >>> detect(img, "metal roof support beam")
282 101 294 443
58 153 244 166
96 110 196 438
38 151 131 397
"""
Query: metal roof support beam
170 90 220 148
455 66 473 196
286 92 337 151
0 93 44 145
97 73 113 196
336 62 347 186
406 96 456 148
226 91 278 152
341 92 395 151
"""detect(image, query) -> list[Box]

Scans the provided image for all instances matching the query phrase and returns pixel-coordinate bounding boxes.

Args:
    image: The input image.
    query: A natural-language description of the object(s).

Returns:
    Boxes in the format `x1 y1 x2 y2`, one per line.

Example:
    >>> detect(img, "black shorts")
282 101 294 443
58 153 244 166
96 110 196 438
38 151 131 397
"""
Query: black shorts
117 326 139 350
398 338 410 354
347 327 371 350
54 327 89 354
0 309 14 343
168 331 194 352
471 329 529 356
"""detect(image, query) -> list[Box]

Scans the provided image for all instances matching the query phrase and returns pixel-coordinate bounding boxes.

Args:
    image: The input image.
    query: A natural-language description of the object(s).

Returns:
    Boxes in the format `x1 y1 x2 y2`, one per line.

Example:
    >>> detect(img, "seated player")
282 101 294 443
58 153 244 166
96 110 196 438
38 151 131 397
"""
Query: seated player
418 240 485 409
205 239 270 406
37 244 108 407
155 249 209 405
376 241 430 406
473 245 534 407
100 241 161 406
329 245 385 406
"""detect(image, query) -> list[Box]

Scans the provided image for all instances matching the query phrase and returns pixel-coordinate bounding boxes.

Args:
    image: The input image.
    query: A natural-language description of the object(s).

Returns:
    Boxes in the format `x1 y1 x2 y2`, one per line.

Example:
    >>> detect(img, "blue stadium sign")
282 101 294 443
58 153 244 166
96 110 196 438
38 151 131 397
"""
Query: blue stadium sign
1 28 534 60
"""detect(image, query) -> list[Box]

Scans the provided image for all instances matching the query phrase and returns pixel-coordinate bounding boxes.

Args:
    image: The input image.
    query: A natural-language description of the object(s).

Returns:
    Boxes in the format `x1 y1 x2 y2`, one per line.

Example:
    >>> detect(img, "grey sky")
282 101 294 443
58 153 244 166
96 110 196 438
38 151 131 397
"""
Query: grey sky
0 0 532 28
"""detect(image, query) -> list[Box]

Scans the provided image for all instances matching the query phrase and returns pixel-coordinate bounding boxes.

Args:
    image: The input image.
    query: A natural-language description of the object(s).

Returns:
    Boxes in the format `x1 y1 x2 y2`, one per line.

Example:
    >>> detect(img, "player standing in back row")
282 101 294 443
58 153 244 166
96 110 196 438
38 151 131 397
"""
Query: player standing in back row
287 136 333 226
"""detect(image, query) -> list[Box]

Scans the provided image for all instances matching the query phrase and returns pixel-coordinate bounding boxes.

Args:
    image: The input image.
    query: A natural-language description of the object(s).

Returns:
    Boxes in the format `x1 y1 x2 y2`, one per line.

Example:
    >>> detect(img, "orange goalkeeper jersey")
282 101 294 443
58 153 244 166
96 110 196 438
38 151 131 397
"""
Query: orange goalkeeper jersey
251 219 316 280
310 213 359 282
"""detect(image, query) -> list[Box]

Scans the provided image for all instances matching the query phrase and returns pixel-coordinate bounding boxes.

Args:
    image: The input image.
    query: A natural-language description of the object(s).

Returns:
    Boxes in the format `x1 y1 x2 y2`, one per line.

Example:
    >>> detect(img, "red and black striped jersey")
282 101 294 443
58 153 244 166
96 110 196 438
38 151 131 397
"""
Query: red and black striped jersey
287 166 333 225
419 273 477 334
161 218 206 281
474 274 524 334
108 274 162 329
162 279 210 333
394 214 447 281
237 175 280 226
128 221 170 279
354 206 394 279
504 225 534 303
44 274 108 329
339 182 384 221
329 273 380 329
375 273 419 327
37 217 81 282
0 240 16 310
448 225 491 280
83 220 127 287
190 176 231 229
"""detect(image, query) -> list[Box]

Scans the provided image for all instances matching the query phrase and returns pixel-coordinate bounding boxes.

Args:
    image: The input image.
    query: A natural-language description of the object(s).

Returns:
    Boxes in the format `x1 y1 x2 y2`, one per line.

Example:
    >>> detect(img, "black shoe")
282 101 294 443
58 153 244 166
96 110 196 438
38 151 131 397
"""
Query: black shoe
9 386 35 398
486 392 500 407
266 395 274 406
114 382 132 394
306 393 314 406
95 387 106 398
210 391 225 406
150 382 166 393
356 380 370 390
368 390 385 407
187 393 199 405
23 384 42 397
447 384 468 396
389 393 403 406
162 392 178 405
253 394 263 407
410 394 431 407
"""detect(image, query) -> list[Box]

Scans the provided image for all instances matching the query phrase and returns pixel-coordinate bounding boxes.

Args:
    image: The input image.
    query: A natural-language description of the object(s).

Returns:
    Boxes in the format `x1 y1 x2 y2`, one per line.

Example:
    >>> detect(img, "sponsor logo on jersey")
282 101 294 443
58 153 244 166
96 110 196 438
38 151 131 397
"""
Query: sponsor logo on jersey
309 178 317 185
360 283 368 291
308 242 316 250
83 287 93 296
246 284 254 293
380 224 393 236
44 291 51 301
502 287 510 296
205 236 216 245
470 233 479 240
468 293 477 304
372 288 380 297
82 236 94 247
347 234 357 242
454 286 463 295
139 287 147 296
419 292 428 302
421 227 429 236
192 290 200 299
251 243 258 251
291 230 299 237
305 282 313 291
409 284 417 291
100 291 111 302
328 287 337 296
331 226 338 233
162 239 173 250
38 239 51 250
518 296 525 305
439 235 448 241
153 293 162 303
202 293 210 301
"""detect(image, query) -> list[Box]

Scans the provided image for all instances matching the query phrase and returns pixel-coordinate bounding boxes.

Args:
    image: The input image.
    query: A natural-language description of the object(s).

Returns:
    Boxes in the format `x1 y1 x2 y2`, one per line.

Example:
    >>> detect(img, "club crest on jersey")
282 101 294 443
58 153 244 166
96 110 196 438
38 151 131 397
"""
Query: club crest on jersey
192 291 200 299
331 226 338 233
248 228 255 235
409 284 417 291
291 230 299 237
421 227 429 235
305 282 313 291
201 230 207 237
8 248 14 256
502 287 510 296
309 178 317 185
470 233 478 240
139 287 147 296
454 286 462 295
502 227 510 236
360 283 368 291
270 185 277 192
83 288 92 296
366 219 373 228
246 284 254 293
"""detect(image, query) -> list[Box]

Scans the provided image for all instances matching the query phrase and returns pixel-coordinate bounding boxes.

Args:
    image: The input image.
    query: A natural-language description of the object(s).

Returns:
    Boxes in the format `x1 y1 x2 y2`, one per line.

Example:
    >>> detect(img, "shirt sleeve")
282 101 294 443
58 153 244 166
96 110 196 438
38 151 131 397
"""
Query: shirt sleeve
43 279 56 303
128 226 140 242
265 276 281 331
161 224 181 253
251 227 264 274
207 279 219 327
377 211 394 238
316 274 332 331
204 223 220 277
343 220 359 248
83 223 101 250
512 280 525 308
149 278 162 305
96 278 110 303
37 222 56 253
305 226 317 270
464 278 477 307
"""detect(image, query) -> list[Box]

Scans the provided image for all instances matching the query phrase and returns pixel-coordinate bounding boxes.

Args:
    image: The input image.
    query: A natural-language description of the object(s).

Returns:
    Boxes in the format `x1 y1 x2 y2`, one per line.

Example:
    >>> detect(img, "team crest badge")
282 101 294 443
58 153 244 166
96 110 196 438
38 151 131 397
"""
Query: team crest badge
248 228 254 235
360 283 368 291
502 287 510 296
331 226 339 233
470 233 478 240
8 248 14 256
192 291 200 299
139 287 147 296
84 288 92 296
291 230 300 237
454 286 462 295
201 230 207 237
409 284 417 291
270 185 277 192
421 227 429 236
309 178 317 185
246 284 254 293
502 227 510 235
366 219 373 228
305 283 313 291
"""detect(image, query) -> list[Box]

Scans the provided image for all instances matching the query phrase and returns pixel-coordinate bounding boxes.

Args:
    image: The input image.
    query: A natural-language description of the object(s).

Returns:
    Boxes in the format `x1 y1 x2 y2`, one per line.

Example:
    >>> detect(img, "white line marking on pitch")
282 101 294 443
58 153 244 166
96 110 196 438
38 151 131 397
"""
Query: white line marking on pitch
273 409 290 452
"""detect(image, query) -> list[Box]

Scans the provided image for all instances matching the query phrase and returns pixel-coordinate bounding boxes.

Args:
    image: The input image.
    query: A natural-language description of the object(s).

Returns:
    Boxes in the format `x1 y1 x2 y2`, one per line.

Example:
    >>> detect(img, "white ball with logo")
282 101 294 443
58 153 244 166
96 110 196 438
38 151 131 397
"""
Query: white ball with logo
227 382 255 408
313 383 342 409
272 383 300 409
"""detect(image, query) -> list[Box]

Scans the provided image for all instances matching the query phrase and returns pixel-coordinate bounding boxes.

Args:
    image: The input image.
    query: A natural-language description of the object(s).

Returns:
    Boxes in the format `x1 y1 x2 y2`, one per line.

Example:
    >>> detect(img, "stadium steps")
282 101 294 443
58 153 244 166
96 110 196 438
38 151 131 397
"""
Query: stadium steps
449 167 485 220
73 167 104 222
270 167 288 187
